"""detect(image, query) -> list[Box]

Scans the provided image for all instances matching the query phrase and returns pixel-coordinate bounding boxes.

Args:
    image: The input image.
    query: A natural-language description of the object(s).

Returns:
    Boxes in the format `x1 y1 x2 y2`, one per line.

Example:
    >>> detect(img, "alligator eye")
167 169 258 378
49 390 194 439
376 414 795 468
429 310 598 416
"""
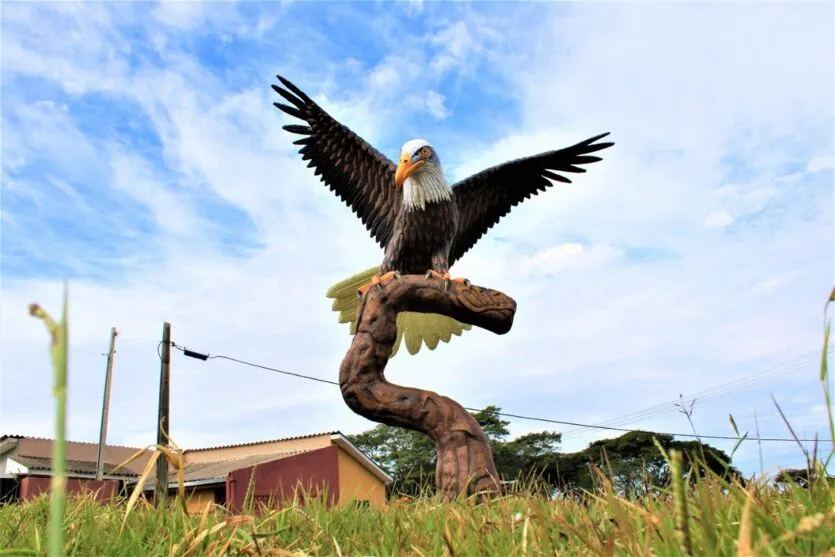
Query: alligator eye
419 146 432 158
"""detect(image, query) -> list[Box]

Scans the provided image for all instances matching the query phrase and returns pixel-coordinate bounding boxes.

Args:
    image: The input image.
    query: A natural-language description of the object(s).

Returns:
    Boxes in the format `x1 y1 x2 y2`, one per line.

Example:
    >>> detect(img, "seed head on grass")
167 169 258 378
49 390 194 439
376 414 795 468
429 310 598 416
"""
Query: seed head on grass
669 449 693 557
28 283 69 557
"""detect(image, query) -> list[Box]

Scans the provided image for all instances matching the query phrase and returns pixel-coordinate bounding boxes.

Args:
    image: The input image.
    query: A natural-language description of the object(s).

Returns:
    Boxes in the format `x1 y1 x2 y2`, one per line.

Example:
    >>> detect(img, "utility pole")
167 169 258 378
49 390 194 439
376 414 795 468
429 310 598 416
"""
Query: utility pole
95 327 119 481
155 322 171 507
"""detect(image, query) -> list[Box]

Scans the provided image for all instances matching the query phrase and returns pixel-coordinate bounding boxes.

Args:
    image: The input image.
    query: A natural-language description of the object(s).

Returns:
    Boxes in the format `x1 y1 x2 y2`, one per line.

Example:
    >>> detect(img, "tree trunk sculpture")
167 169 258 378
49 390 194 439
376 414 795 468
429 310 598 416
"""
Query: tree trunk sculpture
339 275 517 501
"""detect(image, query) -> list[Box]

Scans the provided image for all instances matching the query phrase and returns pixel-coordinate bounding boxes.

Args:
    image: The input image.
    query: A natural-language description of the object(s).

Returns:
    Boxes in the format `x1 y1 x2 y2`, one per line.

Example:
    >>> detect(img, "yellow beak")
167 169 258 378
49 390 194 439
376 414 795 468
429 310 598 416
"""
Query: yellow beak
394 155 424 188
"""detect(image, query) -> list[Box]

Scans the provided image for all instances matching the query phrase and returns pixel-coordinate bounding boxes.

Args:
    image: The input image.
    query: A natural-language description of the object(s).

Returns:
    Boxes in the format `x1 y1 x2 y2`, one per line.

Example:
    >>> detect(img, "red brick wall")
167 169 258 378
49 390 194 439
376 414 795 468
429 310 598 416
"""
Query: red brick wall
226 445 339 513
19 476 120 503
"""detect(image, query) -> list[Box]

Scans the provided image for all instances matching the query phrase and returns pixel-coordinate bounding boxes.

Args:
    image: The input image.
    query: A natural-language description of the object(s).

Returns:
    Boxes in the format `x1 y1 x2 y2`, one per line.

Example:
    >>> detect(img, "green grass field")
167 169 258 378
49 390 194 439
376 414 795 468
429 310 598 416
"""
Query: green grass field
0 472 833 556
2 288 833 556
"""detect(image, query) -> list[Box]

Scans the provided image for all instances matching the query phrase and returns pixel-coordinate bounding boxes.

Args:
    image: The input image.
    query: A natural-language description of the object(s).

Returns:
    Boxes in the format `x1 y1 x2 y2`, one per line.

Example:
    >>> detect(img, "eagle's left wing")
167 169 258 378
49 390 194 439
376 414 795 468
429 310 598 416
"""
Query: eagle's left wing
448 132 614 266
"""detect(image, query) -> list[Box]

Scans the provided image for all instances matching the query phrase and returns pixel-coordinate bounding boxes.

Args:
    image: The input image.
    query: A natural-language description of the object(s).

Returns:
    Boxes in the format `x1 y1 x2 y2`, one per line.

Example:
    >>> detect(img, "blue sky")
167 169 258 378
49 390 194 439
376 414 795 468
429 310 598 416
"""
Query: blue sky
2 1 833 479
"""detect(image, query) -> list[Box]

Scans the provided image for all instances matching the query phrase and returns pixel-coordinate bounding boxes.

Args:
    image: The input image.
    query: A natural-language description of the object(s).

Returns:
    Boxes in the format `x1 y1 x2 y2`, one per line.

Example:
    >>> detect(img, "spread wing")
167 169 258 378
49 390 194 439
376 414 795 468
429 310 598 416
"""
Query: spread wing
272 75 401 249
449 132 614 265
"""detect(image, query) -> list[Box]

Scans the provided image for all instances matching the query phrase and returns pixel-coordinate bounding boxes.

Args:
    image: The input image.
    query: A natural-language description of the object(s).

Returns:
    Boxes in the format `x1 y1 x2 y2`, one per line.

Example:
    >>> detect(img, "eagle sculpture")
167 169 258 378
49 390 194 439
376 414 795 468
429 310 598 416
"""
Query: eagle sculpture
272 74 613 357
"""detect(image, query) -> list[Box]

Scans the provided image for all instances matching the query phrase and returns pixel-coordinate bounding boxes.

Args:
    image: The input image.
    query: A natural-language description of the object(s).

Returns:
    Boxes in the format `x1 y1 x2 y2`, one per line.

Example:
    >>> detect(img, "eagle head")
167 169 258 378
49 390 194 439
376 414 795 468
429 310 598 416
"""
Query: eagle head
394 139 441 188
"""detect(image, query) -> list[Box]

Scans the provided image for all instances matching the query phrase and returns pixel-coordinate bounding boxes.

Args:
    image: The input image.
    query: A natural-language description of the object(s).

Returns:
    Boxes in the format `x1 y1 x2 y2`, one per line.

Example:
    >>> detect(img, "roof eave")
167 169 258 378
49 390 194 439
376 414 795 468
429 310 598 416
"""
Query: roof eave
330 434 393 484
11 468 137 481
0 437 19 457
137 477 225 491
185 431 340 454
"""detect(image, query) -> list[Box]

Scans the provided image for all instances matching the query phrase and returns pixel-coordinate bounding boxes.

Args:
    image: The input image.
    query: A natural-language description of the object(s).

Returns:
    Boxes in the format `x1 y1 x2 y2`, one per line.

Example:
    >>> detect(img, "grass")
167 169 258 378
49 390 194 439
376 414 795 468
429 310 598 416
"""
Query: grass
1 288 832 556
0 473 833 556
26 283 69 557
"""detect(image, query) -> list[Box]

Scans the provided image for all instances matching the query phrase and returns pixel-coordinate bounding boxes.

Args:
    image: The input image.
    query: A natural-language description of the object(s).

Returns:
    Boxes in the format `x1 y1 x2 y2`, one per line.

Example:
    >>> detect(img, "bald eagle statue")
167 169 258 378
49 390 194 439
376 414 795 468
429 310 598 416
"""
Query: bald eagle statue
272 74 613 357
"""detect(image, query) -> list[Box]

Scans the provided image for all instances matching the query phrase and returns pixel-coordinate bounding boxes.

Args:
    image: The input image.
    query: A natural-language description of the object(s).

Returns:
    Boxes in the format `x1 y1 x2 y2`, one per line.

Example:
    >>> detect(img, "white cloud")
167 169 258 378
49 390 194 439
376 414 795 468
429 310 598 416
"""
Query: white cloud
425 90 451 120
107 150 203 237
704 209 734 229
152 2 208 30
741 273 799 299
430 21 474 75
807 155 834 173
403 0 424 18
517 242 621 277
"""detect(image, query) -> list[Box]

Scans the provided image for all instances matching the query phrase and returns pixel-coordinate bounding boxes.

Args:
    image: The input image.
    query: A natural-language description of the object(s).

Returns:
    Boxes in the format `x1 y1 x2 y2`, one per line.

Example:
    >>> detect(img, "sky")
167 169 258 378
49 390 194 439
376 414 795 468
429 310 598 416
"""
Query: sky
1 1 833 480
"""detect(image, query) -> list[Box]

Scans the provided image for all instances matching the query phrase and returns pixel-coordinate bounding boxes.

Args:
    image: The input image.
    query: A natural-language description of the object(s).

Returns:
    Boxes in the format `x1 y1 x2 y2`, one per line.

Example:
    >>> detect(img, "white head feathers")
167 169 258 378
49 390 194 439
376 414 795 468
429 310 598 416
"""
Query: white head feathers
399 138 451 211
401 138 434 157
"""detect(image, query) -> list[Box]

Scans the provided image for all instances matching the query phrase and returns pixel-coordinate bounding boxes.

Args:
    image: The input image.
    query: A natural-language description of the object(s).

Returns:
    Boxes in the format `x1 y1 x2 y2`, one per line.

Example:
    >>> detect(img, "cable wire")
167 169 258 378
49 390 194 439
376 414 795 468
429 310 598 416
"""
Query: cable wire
168 342 832 444
560 350 827 439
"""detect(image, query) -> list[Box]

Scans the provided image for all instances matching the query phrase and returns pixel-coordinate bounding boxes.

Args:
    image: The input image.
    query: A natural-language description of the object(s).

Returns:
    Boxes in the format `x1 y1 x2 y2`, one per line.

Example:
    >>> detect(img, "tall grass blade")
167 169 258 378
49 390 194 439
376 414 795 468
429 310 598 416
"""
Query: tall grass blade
736 484 755 557
669 449 693 557
821 288 835 457
121 450 162 531
28 283 69 557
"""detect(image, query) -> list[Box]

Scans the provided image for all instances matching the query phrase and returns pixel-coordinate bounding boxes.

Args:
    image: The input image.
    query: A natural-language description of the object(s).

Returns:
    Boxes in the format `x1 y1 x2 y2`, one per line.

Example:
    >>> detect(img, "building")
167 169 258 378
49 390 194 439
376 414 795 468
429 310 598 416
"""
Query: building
147 431 392 512
0 434 148 503
1 432 391 511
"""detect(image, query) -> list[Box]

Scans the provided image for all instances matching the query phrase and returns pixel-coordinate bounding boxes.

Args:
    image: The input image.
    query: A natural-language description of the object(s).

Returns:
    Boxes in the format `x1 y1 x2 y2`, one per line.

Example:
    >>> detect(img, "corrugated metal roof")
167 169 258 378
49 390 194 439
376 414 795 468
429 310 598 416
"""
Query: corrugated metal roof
11 455 138 477
176 450 311 482
185 431 340 453
1 434 141 450
3 432 392 485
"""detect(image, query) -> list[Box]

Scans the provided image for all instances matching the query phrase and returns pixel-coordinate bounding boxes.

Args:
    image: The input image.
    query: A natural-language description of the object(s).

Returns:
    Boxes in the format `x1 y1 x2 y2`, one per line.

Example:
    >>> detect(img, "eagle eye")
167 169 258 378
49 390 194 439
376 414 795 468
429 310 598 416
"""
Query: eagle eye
419 146 432 158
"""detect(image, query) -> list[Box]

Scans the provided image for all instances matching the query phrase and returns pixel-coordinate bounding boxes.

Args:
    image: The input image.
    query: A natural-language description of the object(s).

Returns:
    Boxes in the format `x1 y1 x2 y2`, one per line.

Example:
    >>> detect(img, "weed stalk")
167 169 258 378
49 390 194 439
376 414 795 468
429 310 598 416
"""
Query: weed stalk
28 282 69 557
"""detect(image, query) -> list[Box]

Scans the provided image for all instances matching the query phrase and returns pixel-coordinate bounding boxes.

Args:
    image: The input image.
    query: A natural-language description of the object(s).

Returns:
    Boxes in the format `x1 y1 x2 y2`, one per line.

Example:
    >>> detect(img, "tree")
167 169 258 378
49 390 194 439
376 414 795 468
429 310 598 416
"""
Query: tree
773 467 834 490
349 424 436 497
347 405 563 497
535 431 741 497
496 431 564 485
349 415 741 500
584 431 675 496
471 405 511 442
533 451 596 494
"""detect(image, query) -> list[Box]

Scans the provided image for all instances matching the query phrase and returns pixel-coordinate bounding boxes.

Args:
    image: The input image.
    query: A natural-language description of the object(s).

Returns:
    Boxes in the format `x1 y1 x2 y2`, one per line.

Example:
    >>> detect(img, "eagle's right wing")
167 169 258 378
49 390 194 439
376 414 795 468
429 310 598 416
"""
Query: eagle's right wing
272 75 401 249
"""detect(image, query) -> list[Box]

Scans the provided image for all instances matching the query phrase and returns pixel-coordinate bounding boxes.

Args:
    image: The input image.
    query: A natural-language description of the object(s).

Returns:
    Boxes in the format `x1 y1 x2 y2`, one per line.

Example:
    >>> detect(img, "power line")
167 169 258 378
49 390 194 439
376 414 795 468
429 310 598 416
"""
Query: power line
169 342 832 444
560 350 827 440
208 353 341 386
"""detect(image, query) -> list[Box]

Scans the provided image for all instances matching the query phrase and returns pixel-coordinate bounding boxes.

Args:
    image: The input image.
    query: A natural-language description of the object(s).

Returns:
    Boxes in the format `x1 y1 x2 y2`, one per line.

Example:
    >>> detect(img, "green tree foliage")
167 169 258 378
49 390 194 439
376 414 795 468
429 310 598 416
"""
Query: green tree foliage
537 430 742 497
348 410 740 499
773 467 835 490
348 424 436 497
348 406 562 497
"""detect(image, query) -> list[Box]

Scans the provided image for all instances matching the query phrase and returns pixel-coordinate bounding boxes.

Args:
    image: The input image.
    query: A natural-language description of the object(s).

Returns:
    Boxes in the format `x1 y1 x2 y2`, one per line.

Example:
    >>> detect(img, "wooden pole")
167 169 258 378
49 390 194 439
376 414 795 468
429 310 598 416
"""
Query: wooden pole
95 327 119 481
155 322 171 507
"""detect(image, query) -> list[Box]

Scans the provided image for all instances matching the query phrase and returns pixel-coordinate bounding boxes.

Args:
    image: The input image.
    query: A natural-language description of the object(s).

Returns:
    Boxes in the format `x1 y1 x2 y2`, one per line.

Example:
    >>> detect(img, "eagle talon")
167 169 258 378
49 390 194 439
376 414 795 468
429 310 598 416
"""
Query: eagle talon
357 271 399 298
356 282 373 299
424 270 447 282
443 278 450 291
